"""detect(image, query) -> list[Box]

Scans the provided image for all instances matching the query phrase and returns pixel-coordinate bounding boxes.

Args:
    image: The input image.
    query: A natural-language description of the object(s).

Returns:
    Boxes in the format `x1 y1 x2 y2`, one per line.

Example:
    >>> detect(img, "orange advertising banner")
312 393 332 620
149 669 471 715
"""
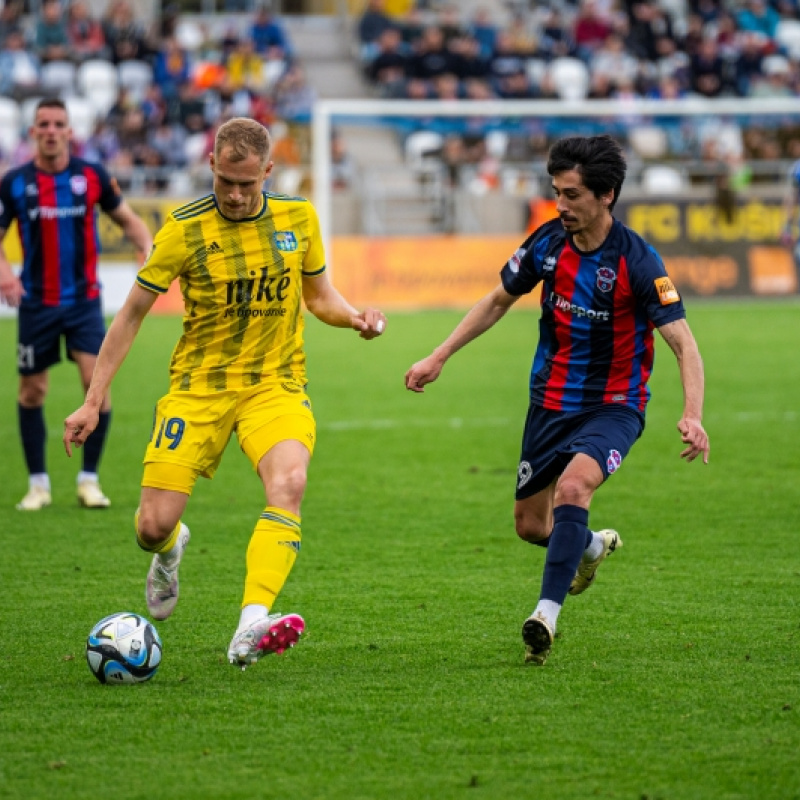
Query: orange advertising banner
330 236 541 309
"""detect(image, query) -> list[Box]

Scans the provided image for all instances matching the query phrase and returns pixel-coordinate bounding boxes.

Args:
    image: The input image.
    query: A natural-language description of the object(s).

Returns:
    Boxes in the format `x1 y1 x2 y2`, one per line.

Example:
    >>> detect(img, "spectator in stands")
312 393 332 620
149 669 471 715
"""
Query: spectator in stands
67 0 108 62
572 0 613 59
102 0 148 64
147 121 188 180
626 0 675 62
153 36 192 102
368 26 408 93
250 4 292 60
449 33 490 82
750 54 796 95
487 30 529 94
408 26 455 80
467 6 498 59
83 119 122 164
273 64 317 123
432 72 461 100
690 36 728 97
36 0 70 64
506 10 539 56
590 32 640 85
0 30 41 100
539 7 574 59
331 129 356 190
737 0 781 39
405 76 433 99
437 3 466 47
735 31 768 95
358 0 395 63
680 13 706 58
651 35 691 88
227 37 266 93
0 1 25 46
462 76 497 99
117 107 150 164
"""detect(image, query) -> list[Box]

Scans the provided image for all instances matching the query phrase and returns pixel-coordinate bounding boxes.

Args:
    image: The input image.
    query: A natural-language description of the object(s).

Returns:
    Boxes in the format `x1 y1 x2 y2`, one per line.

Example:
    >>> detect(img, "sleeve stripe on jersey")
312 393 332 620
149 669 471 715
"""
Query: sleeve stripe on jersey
136 276 168 294
302 265 326 276
172 195 215 220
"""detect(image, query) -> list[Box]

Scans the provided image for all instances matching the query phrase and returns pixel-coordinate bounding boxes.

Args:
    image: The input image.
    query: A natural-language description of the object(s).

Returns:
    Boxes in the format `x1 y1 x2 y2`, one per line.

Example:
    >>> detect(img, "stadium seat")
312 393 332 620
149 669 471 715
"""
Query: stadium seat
0 97 22 155
485 130 509 160
628 126 668 160
641 165 685 195
404 130 443 170
40 60 77 97
65 96 98 143
20 96 44 129
548 57 590 101
184 131 210 165
117 59 154 103
175 19 205 52
76 59 119 116
525 58 548 89
775 19 800 60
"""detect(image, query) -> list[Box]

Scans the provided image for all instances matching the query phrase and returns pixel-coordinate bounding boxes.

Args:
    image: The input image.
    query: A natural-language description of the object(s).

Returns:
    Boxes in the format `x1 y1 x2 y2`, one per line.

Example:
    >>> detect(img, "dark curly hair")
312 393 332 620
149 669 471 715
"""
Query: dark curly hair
547 135 627 211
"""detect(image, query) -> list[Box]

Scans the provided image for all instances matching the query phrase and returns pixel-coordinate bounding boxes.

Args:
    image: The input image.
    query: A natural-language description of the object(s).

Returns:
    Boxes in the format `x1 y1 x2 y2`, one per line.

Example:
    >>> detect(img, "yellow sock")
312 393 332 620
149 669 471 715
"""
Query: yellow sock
134 510 182 554
242 506 301 609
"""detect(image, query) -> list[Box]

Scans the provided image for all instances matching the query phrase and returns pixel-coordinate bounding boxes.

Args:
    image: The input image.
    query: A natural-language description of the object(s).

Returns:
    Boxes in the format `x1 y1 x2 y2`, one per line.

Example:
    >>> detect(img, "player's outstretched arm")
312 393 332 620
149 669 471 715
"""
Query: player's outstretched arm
107 201 153 265
64 283 157 456
657 318 710 464
302 271 386 340
405 283 518 393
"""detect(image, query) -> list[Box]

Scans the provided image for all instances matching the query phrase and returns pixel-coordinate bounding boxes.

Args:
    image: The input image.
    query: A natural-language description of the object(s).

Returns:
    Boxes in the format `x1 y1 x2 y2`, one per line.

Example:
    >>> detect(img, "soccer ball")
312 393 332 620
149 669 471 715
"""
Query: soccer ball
86 612 162 685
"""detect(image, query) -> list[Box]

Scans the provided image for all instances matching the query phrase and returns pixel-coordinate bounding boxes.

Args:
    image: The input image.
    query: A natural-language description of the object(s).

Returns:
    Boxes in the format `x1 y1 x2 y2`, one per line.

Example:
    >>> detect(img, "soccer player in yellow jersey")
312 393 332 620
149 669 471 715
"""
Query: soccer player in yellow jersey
63 118 387 668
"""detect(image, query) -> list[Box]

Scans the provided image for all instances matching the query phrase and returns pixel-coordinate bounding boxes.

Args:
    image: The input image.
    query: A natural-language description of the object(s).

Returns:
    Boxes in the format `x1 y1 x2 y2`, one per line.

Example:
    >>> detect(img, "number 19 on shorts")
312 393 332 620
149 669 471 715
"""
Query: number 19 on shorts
151 416 186 451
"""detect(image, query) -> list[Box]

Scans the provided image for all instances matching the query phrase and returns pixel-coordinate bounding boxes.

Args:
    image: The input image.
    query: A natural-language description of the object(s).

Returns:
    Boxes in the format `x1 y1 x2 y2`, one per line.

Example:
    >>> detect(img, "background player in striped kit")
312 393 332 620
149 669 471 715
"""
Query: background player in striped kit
0 98 152 511
406 134 709 666
63 117 387 668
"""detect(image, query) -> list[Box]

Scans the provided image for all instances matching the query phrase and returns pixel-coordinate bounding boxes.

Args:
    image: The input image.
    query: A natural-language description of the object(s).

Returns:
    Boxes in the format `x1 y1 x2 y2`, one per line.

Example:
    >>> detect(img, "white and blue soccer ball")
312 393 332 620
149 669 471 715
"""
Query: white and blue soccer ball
86 612 162 685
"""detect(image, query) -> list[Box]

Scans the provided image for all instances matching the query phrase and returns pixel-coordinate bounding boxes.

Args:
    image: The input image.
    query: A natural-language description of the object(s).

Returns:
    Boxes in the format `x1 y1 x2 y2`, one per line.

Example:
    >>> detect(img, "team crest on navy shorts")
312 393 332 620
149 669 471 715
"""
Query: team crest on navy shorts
274 231 298 252
596 267 616 292
606 449 622 473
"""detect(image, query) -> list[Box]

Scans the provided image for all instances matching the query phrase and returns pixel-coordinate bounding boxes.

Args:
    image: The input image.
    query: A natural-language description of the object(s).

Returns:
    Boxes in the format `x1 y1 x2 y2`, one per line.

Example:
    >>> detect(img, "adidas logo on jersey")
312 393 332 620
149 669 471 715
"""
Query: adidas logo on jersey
206 241 223 254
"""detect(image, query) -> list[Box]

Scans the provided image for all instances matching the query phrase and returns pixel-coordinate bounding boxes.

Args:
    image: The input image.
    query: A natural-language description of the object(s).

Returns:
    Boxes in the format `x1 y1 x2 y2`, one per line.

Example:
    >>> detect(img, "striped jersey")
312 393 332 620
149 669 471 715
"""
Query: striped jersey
501 218 685 414
137 191 326 392
0 157 122 307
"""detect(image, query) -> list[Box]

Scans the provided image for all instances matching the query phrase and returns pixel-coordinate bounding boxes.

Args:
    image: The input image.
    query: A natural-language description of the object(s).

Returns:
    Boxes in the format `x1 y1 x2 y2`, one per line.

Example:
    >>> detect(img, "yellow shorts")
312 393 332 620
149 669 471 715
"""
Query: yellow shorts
142 381 316 495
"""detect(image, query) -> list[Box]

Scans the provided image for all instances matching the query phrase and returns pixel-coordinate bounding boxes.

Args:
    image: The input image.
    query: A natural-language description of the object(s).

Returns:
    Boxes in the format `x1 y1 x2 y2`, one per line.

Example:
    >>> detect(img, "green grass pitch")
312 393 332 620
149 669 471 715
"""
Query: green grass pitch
0 299 798 800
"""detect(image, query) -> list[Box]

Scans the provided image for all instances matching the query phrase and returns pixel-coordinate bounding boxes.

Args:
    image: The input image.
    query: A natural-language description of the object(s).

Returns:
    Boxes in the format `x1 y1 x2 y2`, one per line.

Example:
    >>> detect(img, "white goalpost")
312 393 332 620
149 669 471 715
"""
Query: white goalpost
312 96 800 272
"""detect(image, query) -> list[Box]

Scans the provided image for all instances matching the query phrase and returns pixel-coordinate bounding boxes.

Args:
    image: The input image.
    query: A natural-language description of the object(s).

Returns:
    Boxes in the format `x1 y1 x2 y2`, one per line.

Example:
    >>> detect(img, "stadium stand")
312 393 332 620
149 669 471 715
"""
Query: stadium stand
0 0 799 236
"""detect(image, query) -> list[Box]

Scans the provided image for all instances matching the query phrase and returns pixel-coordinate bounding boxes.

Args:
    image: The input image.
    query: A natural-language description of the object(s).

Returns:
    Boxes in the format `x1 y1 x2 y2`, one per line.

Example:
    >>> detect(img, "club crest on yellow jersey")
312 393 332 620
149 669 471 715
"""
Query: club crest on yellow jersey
274 231 298 252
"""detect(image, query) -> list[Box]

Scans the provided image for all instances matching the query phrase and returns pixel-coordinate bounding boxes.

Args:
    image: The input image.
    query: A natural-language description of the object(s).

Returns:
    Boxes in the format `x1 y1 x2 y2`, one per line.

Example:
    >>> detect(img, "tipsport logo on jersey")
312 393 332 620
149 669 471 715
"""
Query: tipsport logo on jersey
223 266 290 320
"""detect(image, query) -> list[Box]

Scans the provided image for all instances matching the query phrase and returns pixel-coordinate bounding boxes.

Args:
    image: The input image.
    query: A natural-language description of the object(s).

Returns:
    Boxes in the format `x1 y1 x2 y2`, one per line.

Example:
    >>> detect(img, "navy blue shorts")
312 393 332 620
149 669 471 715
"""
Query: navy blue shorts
17 299 106 375
515 403 644 500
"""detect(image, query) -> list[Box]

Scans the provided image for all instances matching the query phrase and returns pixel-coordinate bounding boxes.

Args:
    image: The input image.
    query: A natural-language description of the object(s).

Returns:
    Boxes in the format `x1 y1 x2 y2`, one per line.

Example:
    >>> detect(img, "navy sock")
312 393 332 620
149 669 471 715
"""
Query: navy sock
539 504 590 605
18 404 46 475
82 410 111 474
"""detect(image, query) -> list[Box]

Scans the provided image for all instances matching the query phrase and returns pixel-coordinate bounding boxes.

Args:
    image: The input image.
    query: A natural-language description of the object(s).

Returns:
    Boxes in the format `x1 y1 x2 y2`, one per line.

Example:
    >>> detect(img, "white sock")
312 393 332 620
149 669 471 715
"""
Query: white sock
583 530 604 562
29 473 50 491
238 604 269 630
533 599 561 633
77 471 99 484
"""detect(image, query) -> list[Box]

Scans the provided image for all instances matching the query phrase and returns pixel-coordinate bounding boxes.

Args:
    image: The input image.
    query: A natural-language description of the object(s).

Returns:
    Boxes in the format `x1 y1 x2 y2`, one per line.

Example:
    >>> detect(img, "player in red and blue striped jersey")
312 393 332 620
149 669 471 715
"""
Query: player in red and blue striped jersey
406 134 709 665
0 98 152 511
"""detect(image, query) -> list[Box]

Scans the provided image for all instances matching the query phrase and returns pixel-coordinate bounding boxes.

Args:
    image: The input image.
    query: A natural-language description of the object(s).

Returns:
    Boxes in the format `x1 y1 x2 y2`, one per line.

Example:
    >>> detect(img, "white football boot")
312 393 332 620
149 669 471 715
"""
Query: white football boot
145 524 191 620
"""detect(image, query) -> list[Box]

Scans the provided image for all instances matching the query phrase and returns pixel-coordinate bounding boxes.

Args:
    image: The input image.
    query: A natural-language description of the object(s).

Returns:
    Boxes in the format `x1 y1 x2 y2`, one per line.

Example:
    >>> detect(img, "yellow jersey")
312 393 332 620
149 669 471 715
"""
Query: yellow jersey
137 192 326 392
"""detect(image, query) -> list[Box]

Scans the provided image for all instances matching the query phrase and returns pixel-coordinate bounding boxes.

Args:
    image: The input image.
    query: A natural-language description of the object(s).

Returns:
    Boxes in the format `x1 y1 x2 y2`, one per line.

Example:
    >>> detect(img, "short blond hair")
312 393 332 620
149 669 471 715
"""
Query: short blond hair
214 118 272 164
